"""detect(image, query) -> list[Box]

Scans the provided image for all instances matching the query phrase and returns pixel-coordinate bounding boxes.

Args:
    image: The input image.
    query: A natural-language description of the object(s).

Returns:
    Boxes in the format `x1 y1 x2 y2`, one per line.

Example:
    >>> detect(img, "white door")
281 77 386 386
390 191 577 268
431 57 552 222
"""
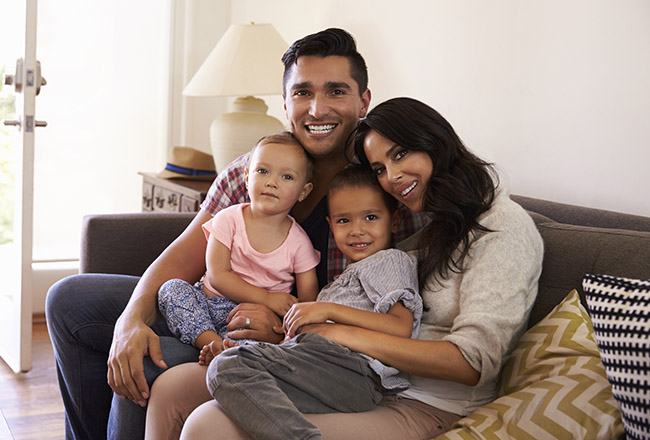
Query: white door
0 0 41 373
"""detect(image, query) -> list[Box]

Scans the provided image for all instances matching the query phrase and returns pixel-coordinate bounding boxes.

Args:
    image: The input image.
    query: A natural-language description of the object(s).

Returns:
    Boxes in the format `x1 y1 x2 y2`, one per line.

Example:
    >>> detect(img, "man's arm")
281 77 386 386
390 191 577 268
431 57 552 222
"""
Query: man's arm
107 209 212 406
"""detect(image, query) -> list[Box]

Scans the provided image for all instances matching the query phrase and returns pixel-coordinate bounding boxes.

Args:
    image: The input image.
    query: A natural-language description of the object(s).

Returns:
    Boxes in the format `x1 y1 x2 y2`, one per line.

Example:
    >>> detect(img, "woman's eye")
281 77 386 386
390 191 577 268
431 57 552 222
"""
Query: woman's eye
395 149 407 160
373 167 385 176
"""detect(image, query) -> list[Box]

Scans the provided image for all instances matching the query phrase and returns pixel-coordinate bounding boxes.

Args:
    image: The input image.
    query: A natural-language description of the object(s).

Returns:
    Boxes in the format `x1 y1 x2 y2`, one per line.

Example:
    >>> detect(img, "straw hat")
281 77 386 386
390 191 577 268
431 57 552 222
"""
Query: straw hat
157 146 217 181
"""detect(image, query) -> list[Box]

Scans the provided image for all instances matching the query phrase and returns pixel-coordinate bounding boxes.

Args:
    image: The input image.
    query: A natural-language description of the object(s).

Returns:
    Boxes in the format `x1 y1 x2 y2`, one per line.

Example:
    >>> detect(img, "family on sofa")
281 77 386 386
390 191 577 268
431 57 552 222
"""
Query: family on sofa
46 27 649 440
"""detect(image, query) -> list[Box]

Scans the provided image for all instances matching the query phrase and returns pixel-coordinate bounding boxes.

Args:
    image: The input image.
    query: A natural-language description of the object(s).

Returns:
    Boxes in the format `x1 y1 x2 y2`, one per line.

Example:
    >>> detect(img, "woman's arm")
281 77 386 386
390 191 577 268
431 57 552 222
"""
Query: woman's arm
283 301 413 339
205 237 297 315
295 268 319 302
303 323 480 386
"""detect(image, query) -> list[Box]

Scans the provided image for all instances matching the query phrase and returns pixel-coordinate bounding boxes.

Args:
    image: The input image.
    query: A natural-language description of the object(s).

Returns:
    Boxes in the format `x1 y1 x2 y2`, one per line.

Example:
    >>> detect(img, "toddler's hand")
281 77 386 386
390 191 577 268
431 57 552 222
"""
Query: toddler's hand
265 291 298 316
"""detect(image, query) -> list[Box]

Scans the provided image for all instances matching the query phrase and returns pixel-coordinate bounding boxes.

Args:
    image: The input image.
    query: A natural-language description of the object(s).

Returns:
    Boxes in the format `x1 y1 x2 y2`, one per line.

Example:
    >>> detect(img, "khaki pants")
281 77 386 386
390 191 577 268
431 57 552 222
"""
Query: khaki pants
146 356 460 440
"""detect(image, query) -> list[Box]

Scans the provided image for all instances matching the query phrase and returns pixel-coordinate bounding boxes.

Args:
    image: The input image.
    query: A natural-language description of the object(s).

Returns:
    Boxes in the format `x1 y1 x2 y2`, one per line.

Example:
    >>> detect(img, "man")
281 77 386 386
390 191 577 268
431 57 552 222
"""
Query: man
46 28 426 439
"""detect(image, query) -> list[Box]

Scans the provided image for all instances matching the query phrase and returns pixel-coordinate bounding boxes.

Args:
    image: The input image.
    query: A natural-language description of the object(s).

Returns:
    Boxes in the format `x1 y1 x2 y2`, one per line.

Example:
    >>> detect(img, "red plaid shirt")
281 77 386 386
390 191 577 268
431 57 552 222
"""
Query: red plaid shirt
201 153 428 285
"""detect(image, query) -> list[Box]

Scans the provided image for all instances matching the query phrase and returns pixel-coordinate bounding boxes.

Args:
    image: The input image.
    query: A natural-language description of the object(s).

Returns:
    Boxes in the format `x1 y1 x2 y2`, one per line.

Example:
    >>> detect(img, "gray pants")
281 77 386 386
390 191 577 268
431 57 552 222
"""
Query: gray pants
207 332 383 440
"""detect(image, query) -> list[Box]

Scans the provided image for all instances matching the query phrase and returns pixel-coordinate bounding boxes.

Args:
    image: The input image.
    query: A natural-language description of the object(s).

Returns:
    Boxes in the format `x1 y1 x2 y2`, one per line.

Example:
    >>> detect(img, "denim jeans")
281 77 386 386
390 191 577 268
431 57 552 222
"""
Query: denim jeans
45 273 199 440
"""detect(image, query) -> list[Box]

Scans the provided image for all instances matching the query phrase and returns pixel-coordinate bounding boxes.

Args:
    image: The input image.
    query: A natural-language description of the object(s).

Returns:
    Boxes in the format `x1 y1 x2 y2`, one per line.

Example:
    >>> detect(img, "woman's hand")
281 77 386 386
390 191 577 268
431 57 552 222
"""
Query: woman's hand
282 302 333 338
226 303 284 344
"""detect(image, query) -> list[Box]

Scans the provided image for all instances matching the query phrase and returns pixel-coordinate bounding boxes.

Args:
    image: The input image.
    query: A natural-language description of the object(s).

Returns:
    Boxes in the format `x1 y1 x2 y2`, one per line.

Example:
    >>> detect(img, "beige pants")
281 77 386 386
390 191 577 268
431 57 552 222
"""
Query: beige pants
145 362 460 440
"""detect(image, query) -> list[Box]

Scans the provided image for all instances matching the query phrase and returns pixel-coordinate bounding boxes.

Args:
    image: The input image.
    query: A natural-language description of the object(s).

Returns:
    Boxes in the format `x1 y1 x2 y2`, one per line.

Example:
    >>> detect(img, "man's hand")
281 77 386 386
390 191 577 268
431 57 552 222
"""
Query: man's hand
107 318 167 407
282 302 331 338
226 303 284 344
264 291 298 316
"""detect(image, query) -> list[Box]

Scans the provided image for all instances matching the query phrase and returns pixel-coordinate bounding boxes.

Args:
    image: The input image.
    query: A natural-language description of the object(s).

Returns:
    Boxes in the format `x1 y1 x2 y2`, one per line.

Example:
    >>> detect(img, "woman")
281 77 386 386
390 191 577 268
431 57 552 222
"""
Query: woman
148 97 544 439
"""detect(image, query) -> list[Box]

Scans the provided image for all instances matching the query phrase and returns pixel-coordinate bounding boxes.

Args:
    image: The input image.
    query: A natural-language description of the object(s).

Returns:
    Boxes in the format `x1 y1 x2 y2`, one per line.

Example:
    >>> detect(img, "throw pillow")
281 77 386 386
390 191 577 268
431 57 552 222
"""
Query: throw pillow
434 290 622 440
583 273 650 440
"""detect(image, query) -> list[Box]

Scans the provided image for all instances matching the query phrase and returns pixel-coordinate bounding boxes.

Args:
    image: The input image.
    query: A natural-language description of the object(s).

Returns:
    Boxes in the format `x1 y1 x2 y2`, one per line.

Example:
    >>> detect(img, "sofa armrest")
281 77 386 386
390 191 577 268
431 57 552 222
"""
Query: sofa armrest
80 212 195 276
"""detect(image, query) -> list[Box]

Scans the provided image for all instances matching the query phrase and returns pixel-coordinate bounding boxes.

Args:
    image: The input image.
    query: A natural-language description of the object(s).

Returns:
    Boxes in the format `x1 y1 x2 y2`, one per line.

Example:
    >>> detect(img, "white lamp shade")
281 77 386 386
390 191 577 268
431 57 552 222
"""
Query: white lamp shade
183 23 288 97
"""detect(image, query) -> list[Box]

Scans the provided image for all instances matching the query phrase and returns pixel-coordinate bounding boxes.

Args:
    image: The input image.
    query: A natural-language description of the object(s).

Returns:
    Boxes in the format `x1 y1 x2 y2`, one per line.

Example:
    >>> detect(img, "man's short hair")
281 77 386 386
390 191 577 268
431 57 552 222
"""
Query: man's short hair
281 28 368 95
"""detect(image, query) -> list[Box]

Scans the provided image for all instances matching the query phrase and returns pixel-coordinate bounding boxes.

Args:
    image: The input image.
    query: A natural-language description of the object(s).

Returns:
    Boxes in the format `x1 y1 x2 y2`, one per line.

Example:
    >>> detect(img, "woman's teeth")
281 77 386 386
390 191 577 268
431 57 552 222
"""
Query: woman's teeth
401 181 417 197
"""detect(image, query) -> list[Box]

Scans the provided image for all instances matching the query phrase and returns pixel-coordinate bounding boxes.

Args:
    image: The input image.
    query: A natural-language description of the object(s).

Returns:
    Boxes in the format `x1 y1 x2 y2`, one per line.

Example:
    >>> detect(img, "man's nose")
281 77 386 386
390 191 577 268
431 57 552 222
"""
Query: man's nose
309 94 330 119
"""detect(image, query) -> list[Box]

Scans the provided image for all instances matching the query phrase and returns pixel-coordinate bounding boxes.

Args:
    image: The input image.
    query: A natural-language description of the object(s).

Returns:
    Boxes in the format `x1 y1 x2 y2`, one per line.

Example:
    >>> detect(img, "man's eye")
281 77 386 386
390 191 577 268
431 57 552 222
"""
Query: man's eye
293 90 309 97
332 89 345 95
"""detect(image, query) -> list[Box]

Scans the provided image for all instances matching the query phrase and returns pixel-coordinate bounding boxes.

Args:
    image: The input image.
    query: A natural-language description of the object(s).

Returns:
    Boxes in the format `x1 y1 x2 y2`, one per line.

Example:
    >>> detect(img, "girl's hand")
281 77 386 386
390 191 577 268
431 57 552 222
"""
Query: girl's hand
264 291 298 316
283 302 332 337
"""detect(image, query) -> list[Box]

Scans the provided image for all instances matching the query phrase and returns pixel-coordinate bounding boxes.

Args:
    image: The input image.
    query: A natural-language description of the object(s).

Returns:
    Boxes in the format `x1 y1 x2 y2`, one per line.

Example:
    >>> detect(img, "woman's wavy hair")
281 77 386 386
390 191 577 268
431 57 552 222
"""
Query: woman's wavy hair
352 97 498 287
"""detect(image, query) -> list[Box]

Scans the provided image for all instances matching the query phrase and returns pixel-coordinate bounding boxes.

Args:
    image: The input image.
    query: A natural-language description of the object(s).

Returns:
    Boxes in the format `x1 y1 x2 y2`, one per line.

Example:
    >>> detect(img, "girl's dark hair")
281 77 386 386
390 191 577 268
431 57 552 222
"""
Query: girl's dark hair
328 164 398 214
353 97 497 287
281 28 368 95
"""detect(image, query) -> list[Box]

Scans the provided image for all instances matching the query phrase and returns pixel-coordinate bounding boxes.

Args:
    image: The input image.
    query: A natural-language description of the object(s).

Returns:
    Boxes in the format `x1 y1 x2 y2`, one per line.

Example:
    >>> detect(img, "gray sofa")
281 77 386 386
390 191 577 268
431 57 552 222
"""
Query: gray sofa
80 194 650 328
80 195 650 437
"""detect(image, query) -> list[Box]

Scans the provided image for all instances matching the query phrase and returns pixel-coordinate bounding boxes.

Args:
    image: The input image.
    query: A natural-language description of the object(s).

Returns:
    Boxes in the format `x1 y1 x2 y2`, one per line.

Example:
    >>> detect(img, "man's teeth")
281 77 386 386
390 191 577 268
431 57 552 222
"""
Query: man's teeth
401 182 417 197
308 124 335 134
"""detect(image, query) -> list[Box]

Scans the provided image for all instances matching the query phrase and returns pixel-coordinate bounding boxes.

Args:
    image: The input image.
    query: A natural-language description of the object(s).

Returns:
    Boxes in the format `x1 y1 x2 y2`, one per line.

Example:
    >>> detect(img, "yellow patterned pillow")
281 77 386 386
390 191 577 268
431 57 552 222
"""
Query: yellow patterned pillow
434 290 623 440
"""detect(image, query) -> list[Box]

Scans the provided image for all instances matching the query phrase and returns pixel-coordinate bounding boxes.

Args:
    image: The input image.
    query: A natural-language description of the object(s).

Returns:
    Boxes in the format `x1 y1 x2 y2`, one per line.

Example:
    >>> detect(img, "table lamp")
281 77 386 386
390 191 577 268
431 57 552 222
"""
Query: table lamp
182 23 288 172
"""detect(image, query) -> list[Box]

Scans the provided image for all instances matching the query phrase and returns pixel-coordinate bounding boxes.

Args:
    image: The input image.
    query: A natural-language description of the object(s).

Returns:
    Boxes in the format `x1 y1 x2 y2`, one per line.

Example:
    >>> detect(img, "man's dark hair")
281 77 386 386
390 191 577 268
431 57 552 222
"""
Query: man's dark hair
281 28 368 95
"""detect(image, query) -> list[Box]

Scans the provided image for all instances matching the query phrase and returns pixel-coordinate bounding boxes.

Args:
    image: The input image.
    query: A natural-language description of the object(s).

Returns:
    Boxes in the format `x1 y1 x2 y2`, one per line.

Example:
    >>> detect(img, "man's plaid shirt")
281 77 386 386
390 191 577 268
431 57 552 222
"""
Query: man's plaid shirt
201 153 428 286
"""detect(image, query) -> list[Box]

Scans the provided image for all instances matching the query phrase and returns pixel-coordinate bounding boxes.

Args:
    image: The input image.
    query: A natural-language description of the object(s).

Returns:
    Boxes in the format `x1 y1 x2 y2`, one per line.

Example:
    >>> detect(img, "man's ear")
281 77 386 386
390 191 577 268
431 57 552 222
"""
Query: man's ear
391 208 402 234
298 182 313 202
359 88 372 118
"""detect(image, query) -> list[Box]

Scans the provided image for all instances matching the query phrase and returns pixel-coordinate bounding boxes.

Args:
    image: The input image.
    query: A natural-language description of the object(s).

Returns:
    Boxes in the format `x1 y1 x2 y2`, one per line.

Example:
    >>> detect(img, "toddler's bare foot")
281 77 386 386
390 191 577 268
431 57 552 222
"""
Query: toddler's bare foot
222 339 239 350
198 339 224 366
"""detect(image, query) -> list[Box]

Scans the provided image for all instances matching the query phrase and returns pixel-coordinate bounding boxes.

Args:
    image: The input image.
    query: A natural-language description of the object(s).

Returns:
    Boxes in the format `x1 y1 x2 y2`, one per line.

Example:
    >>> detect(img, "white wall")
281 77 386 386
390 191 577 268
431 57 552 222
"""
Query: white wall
179 0 650 217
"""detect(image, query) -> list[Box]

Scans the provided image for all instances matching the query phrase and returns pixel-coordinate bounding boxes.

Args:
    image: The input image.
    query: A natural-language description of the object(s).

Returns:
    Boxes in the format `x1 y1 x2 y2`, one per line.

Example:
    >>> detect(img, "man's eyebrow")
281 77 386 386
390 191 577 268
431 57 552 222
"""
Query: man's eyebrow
327 81 352 90
290 81 312 91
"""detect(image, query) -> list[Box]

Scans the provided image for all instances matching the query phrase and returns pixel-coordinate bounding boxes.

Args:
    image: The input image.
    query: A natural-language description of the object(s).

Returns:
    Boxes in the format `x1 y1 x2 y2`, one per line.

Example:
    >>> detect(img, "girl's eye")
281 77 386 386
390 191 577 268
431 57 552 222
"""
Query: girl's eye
336 218 349 224
365 214 378 221
256 168 268 174
282 175 294 181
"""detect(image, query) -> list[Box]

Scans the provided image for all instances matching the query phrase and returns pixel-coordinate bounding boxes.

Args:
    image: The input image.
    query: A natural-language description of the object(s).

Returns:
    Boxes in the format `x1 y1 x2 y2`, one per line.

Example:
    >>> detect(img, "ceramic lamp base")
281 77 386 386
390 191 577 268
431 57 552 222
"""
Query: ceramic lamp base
209 96 285 173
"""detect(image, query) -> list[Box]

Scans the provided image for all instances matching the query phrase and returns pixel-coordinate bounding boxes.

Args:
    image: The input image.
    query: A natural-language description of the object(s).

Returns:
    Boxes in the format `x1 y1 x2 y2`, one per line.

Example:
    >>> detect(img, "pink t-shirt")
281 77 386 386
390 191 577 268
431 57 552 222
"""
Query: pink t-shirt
202 203 320 297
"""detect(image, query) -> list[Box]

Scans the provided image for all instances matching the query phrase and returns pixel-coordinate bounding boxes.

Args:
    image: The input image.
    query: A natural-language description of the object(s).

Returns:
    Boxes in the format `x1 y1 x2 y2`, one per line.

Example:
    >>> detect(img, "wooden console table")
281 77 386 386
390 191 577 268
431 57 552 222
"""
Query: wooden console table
139 172 212 213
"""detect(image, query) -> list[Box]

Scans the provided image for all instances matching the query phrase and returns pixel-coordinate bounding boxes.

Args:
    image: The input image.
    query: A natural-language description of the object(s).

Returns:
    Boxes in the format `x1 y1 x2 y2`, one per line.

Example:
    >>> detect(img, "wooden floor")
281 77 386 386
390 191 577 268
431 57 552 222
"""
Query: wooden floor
0 316 65 440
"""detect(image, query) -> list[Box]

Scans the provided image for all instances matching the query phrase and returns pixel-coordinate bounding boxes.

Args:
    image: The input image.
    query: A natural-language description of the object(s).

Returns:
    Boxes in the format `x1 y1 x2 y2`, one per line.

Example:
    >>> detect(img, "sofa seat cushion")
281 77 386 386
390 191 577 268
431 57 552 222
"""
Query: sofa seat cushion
434 290 622 440
583 274 650 440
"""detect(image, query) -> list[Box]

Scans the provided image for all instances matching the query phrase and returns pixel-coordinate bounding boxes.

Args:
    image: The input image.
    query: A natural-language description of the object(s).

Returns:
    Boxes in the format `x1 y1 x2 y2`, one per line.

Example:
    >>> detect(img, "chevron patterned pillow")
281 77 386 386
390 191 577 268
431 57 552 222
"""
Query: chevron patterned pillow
583 274 650 440
434 290 623 440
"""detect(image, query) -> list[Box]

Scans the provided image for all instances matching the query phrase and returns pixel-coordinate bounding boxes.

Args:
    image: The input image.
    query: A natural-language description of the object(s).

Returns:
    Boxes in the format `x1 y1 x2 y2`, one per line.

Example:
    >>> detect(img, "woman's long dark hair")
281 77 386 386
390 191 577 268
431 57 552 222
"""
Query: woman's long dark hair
353 97 497 287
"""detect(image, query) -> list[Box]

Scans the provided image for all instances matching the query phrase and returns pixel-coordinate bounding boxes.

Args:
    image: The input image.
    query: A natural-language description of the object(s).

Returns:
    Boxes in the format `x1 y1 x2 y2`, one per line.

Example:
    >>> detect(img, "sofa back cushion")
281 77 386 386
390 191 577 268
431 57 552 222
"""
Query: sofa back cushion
527 216 650 328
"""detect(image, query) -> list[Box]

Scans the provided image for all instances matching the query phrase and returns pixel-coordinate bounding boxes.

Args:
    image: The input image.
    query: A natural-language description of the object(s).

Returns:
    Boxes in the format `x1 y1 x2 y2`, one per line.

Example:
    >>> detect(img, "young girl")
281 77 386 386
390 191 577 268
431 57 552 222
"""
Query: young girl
157 131 320 365
204 164 423 440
